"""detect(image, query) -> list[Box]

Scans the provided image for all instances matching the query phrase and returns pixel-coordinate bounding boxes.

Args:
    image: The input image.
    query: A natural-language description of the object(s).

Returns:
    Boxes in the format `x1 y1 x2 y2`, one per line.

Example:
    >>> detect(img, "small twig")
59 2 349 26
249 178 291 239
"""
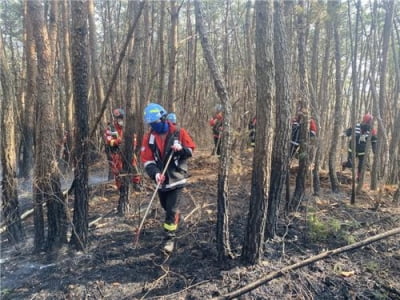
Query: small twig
149 280 210 299
140 264 170 299
184 203 215 222
96 285 104 298
89 208 117 227
186 190 198 207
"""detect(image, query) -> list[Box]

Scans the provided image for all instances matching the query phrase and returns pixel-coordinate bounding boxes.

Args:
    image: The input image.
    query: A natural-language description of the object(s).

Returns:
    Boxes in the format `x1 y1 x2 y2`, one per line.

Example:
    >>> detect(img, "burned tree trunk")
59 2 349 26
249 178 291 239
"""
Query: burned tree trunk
69 0 90 250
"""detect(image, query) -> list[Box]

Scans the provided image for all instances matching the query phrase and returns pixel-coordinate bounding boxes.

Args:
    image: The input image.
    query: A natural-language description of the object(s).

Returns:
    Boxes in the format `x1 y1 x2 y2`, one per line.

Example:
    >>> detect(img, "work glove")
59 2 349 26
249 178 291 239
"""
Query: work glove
359 134 366 143
171 140 183 152
155 173 165 184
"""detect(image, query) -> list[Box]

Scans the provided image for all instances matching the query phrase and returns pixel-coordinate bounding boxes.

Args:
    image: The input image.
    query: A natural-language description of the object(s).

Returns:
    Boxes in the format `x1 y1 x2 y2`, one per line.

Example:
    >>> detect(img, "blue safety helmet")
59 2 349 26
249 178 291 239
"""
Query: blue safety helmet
143 103 167 124
167 113 177 124
113 108 125 119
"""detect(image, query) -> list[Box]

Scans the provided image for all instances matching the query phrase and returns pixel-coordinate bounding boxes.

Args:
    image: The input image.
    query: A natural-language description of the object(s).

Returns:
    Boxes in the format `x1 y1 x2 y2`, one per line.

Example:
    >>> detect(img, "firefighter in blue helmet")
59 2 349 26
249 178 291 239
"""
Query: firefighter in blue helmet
141 103 196 253
166 113 177 125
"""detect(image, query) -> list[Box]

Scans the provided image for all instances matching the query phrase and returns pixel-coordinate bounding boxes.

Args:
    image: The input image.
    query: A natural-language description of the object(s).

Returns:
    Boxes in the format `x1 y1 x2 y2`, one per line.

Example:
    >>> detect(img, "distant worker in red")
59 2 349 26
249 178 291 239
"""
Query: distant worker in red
290 113 317 158
342 113 377 180
104 108 142 191
209 104 224 155
141 103 196 253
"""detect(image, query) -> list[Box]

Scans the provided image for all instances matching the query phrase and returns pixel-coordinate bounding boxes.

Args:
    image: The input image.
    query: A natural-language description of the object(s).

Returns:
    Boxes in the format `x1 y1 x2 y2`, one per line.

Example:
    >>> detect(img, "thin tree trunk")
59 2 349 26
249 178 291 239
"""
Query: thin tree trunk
0 34 25 244
137 1 150 146
242 0 273 264
266 1 291 239
182 0 195 125
69 0 90 250
388 30 400 184
28 0 67 252
291 0 310 210
194 0 233 261
328 1 342 194
309 6 321 195
158 1 166 104
61 0 74 152
370 0 394 191
167 1 179 112
315 2 332 195
119 1 143 216
88 0 104 121
19 1 37 179
348 0 361 202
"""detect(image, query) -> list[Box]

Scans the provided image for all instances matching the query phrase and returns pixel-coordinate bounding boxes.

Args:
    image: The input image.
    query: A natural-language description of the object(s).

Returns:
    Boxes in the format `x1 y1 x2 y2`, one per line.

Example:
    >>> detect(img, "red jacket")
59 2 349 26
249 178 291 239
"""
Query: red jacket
104 122 123 147
209 112 223 138
141 123 196 190
141 123 195 163
309 118 317 136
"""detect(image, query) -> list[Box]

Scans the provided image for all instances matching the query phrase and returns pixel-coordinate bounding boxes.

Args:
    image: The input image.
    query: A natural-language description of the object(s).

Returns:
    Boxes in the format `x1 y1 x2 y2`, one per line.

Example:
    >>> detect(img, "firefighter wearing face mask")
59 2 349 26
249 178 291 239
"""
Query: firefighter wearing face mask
141 103 196 253
104 108 142 190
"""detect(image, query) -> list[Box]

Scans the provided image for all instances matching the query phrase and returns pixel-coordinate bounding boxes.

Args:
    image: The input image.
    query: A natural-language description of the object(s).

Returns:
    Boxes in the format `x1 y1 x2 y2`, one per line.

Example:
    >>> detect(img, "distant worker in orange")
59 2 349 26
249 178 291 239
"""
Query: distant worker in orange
104 108 142 191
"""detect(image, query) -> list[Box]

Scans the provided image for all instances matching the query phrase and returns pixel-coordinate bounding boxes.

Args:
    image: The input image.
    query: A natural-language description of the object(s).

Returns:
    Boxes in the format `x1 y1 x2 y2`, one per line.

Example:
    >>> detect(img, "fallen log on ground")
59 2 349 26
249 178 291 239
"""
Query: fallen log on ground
214 227 400 300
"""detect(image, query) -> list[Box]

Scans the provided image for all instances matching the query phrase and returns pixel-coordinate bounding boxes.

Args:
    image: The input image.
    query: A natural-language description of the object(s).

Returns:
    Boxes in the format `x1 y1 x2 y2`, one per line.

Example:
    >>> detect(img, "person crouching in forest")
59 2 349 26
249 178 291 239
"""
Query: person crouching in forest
290 113 318 158
141 103 196 253
209 104 224 155
342 113 377 181
104 108 142 191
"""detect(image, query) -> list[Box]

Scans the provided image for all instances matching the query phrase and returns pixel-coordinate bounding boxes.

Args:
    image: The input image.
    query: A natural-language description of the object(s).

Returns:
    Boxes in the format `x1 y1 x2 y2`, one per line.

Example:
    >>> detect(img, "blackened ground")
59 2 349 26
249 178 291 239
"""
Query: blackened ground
1 150 399 299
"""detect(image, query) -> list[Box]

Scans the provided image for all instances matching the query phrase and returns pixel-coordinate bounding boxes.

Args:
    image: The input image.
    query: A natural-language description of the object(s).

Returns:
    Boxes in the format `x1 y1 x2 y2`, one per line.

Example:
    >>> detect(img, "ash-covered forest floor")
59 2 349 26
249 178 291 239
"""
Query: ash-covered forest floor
1 149 400 299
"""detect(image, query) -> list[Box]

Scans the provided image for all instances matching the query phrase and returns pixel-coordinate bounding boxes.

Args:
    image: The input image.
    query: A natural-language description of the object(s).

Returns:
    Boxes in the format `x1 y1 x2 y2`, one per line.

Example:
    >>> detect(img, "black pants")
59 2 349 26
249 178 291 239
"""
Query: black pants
346 152 365 174
213 136 221 155
158 188 182 236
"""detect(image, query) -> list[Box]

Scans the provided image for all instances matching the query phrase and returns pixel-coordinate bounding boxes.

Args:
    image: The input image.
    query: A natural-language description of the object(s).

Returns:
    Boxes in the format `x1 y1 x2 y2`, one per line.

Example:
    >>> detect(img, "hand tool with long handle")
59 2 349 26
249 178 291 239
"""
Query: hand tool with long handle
134 152 174 247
